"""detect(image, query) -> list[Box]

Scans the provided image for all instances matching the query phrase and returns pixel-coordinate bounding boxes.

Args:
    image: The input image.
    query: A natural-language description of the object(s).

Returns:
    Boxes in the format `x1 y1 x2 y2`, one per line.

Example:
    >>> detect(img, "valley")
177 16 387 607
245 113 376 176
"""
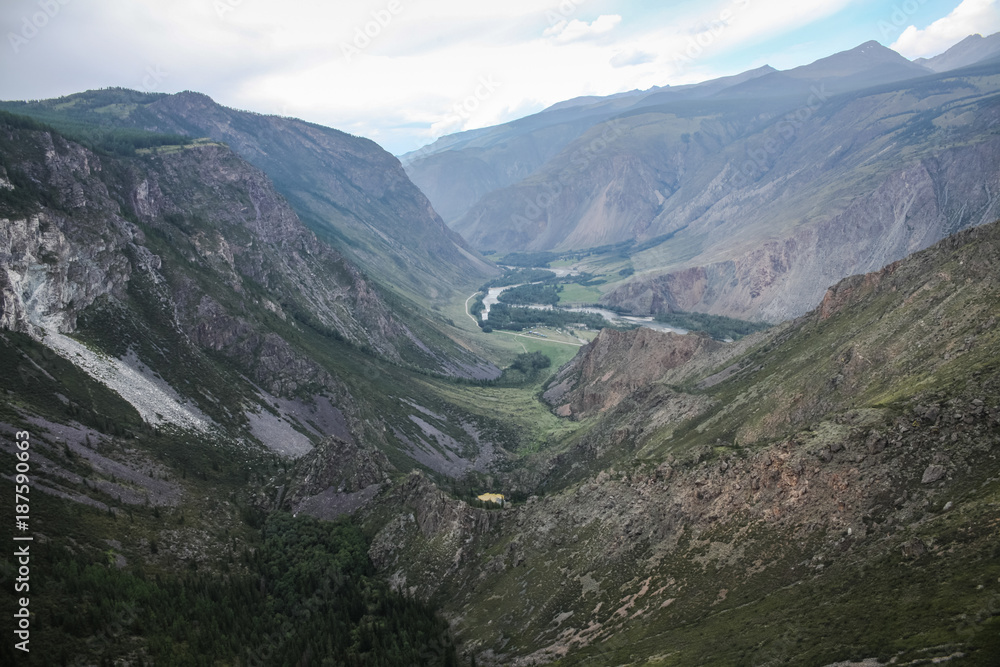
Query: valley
2 29 1000 667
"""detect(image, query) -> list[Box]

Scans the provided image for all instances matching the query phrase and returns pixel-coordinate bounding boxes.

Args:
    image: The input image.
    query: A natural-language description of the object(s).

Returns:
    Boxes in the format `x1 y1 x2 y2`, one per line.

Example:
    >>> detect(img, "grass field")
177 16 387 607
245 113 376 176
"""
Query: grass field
558 283 604 304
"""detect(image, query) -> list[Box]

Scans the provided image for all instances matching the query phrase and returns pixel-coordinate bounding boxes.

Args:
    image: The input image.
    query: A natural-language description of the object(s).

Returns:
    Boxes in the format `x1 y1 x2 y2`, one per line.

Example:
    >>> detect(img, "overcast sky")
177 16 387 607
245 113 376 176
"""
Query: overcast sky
2 0 998 155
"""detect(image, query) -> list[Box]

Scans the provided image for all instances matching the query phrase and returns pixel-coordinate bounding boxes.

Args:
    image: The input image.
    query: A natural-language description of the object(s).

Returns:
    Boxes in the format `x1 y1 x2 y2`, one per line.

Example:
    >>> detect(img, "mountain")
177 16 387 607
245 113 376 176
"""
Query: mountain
0 113 503 475
3 36 1000 664
0 89 496 306
359 220 1000 665
0 108 532 666
444 56 1000 322
1 100 998 666
716 40 931 99
916 31 1000 72
403 42 939 231
399 66 778 225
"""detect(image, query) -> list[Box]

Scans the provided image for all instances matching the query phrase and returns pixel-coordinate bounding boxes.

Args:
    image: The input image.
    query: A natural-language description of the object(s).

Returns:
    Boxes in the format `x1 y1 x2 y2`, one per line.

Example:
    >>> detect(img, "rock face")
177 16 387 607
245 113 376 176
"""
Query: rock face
600 135 1000 323
0 121 499 465
366 471 504 596
288 436 393 499
282 436 395 519
2 89 497 305
138 91 496 302
543 327 721 419
0 133 145 333
0 125 455 370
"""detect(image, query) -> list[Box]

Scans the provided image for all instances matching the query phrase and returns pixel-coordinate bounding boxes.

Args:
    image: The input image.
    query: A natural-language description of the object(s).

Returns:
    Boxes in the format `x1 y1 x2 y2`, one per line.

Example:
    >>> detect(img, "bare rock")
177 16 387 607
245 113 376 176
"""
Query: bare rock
921 464 946 484
901 538 926 559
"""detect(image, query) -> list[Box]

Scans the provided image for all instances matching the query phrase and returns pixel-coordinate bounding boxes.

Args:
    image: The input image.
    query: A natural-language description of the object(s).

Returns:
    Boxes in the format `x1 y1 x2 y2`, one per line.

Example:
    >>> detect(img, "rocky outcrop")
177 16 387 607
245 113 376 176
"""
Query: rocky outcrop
0 132 149 334
544 327 721 418
282 436 395 519
366 471 503 598
600 133 1000 322
287 435 393 500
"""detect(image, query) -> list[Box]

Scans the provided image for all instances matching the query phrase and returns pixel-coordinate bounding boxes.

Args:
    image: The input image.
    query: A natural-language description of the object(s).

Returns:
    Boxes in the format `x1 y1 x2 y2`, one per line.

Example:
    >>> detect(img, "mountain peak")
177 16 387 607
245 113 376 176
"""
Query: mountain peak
783 39 929 81
915 31 1000 72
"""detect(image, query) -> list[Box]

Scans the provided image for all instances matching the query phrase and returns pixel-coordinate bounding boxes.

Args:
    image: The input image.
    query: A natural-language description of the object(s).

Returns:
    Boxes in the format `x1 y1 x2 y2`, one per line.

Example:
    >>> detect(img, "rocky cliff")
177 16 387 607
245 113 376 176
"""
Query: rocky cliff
1 89 498 306
542 327 721 419
0 119 499 466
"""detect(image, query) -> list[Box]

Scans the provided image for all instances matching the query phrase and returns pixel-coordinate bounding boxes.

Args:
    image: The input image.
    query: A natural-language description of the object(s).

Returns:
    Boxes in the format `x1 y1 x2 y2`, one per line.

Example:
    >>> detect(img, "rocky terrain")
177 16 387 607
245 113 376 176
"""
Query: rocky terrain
1 89 497 307
542 328 721 419
2 74 999 666
0 118 501 472
357 221 1000 665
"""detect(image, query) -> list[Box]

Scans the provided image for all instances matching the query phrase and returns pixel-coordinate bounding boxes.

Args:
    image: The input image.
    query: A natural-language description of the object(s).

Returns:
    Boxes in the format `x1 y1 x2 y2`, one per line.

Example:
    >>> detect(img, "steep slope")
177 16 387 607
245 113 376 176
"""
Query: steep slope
0 89 496 305
0 116 501 477
400 66 778 225
404 42 936 229
916 31 1000 72
452 60 1000 322
542 328 721 419
361 221 1000 665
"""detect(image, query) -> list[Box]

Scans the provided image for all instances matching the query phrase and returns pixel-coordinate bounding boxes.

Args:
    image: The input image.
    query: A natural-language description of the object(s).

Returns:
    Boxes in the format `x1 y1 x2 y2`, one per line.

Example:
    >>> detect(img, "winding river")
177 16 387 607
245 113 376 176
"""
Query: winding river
478 267 687 335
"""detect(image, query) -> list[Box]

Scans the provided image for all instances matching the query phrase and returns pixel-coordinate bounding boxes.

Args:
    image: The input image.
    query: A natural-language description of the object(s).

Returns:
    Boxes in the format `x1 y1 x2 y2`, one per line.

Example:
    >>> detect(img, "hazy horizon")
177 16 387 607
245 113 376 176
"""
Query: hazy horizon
2 0 998 154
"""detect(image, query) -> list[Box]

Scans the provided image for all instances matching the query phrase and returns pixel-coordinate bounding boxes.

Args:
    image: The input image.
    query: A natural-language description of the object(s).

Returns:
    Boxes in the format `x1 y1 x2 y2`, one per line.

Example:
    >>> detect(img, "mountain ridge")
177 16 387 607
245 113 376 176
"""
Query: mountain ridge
0 89 497 307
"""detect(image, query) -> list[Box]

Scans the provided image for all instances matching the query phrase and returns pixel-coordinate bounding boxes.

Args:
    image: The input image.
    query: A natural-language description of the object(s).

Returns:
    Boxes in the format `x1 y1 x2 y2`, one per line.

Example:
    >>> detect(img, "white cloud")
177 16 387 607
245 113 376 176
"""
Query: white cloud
0 0 944 155
891 0 1000 58
610 49 656 68
544 15 622 44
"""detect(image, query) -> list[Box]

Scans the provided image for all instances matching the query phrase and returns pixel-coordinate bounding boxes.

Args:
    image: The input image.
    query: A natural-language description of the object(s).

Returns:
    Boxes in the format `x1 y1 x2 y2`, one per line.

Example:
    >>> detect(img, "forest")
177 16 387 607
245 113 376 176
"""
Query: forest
1 510 462 666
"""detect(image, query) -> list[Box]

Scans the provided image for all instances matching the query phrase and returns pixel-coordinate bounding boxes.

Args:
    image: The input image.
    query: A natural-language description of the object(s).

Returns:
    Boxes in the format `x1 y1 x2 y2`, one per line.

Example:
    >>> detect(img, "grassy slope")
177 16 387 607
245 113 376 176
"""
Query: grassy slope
373 223 1000 666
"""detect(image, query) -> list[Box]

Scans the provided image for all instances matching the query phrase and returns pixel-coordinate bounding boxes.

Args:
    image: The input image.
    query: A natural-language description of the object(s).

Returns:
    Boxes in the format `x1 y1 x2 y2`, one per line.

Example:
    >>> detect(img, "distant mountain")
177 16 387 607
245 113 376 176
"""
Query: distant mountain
0 90 496 306
717 40 931 99
399 65 778 225
410 41 1000 322
916 31 1000 72
403 42 939 230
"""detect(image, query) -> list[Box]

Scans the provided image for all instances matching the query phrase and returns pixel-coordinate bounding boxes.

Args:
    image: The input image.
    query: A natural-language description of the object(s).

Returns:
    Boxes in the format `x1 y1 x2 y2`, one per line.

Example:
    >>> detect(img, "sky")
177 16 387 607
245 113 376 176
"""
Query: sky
2 0 998 155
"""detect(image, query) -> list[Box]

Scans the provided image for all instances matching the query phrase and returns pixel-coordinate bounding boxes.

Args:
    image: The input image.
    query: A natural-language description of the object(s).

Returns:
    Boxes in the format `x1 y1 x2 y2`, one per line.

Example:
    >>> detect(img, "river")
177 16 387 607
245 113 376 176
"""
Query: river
478 268 687 335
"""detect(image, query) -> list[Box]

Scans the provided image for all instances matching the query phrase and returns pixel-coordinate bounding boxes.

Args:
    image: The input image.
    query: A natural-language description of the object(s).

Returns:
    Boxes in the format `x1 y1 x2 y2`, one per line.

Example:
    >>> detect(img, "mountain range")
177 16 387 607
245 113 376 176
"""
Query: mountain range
403 34 1000 323
1 88 496 307
1 31 999 667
